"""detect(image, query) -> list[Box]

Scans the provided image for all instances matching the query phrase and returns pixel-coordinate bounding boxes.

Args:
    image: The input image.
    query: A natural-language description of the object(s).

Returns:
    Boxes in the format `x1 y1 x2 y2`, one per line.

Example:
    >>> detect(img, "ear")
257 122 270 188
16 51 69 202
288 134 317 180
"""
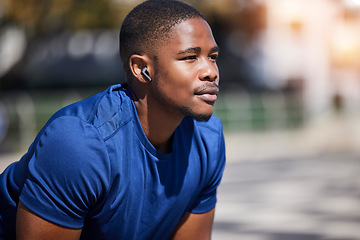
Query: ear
129 54 152 83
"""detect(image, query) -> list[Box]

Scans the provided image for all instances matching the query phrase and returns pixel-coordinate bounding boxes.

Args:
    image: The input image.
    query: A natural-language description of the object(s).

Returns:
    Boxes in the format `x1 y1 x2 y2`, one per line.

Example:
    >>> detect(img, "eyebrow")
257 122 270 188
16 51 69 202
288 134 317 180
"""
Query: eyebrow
178 47 201 55
210 46 220 54
178 46 220 55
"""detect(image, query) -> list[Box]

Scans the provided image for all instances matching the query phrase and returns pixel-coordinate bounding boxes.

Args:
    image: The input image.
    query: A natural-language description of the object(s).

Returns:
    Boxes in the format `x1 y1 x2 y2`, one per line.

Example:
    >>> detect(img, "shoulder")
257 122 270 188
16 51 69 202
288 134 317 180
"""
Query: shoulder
26 113 112 213
27 85 133 187
31 85 133 175
52 84 131 127
39 115 105 154
20 115 111 228
30 84 134 167
38 84 133 141
33 115 111 186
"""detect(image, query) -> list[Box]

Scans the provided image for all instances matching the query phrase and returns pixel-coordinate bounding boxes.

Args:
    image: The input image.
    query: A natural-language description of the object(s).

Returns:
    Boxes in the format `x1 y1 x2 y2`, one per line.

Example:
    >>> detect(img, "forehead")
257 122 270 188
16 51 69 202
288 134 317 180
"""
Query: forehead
159 18 217 53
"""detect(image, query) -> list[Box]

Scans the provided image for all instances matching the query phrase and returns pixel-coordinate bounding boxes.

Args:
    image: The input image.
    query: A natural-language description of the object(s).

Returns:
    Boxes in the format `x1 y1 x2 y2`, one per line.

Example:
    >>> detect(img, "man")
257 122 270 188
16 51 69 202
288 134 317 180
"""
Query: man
0 0 225 239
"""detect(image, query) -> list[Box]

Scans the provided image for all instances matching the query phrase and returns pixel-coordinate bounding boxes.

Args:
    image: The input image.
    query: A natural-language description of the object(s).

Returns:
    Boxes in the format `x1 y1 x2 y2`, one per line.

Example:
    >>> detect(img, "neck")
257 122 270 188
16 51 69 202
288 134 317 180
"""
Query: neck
129 87 183 153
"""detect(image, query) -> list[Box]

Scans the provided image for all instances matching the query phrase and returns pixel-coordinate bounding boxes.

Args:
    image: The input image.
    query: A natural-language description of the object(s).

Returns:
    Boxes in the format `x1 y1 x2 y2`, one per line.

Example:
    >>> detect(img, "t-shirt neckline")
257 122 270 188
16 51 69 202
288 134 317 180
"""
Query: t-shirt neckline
123 86 176 161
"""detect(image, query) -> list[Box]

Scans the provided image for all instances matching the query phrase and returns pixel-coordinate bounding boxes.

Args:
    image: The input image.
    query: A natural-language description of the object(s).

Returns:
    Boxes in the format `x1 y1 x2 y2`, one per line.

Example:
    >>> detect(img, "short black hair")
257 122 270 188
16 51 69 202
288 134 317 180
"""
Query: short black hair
119 0 206 75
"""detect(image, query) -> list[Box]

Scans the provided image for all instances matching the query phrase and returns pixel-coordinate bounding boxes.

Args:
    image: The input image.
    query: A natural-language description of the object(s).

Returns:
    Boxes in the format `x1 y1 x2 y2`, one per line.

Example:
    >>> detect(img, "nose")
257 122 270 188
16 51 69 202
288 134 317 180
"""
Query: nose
199 59 218 82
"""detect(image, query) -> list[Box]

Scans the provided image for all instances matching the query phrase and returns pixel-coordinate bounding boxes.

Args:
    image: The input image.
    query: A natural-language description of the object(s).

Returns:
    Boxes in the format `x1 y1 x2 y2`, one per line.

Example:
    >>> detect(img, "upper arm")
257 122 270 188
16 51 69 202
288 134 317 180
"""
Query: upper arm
16 201 82 240
170 208 215 240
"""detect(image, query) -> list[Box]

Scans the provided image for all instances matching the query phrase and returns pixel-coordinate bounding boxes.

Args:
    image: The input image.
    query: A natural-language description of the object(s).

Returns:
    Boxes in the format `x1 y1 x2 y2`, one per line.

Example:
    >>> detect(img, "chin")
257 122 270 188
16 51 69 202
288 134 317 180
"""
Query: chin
181 107 212 122
191 113 212 122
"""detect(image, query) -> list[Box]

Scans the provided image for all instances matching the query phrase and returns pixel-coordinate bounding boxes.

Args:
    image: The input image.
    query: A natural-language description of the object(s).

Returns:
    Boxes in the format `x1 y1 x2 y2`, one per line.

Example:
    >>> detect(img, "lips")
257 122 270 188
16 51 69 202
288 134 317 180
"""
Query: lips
194 85 219 102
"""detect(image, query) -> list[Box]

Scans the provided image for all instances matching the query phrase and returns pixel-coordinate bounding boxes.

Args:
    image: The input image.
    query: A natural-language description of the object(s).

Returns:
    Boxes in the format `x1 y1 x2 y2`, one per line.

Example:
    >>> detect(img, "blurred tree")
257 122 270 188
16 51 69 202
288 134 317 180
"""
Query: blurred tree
2 0 123 36
0 0 137 89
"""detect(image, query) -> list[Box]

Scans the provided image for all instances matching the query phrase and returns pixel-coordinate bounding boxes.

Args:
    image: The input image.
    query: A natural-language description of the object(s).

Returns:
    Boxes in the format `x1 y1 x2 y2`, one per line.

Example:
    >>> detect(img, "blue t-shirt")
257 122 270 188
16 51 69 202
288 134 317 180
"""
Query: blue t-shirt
0 84 226 240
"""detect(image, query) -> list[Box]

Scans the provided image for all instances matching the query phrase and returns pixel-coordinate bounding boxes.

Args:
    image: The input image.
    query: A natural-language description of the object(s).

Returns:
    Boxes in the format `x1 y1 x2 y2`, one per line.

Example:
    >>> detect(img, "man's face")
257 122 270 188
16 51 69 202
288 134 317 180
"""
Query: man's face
149 17 219 122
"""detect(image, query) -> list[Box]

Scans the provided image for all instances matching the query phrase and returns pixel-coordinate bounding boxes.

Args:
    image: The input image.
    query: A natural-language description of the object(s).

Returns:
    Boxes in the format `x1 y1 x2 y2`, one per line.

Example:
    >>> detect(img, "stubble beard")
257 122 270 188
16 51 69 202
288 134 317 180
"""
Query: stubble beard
179 106 213 122
151 83 213 122
153 84 213 122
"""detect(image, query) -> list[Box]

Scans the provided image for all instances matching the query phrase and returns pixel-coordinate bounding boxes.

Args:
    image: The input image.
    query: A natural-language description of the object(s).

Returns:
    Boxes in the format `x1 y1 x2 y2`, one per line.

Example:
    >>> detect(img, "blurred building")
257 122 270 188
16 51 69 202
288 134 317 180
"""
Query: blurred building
261 0 360 116
208 0 360 117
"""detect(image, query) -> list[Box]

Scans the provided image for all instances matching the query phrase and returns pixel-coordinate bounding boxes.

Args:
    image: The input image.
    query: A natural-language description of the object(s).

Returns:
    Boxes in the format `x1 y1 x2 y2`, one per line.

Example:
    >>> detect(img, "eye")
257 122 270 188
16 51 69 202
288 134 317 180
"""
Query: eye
209 54 218 61
181 55 197 61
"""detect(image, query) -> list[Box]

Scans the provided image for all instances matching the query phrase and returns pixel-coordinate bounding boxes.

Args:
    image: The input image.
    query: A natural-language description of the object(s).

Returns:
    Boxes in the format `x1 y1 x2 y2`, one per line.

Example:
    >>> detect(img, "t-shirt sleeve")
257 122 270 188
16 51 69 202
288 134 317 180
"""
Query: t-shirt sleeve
189 123 226 214
19 116 111 229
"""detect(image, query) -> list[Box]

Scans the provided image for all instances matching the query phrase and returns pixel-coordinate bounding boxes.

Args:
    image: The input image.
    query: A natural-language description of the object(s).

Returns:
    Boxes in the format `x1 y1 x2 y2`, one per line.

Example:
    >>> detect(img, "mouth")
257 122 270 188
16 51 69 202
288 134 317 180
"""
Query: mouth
194 84 219 102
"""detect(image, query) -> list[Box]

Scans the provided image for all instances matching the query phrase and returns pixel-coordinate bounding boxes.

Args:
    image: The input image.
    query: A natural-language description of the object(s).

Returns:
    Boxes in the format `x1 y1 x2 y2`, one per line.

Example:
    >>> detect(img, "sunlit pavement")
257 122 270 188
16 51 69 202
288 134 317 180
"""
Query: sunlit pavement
0 153 21 172
213 154 360 240
1 117 360 240
3 152 360 240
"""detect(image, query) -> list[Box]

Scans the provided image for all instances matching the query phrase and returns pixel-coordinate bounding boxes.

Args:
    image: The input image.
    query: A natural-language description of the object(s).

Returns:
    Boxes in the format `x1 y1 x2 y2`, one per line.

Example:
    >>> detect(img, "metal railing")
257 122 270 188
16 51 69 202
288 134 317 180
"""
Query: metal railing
214 91 304 131
0 90 305 152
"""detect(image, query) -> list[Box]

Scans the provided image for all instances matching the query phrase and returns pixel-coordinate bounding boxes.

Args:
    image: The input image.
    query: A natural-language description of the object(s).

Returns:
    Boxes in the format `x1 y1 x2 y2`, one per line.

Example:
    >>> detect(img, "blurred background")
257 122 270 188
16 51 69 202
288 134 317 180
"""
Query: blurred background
1 0 360 239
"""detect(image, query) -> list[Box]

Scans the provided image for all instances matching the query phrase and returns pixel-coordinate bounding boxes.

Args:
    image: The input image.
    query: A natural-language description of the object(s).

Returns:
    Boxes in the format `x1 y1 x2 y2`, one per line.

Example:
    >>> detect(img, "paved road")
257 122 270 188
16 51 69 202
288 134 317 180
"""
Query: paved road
213 154 360 240
2 153 360 239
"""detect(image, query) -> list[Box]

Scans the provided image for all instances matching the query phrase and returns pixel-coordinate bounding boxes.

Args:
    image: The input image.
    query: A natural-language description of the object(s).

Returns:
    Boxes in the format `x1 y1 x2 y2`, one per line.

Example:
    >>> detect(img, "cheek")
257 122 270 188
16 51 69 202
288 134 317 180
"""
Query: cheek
163 63 195 87
176 62 200 82
154 59 199 99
